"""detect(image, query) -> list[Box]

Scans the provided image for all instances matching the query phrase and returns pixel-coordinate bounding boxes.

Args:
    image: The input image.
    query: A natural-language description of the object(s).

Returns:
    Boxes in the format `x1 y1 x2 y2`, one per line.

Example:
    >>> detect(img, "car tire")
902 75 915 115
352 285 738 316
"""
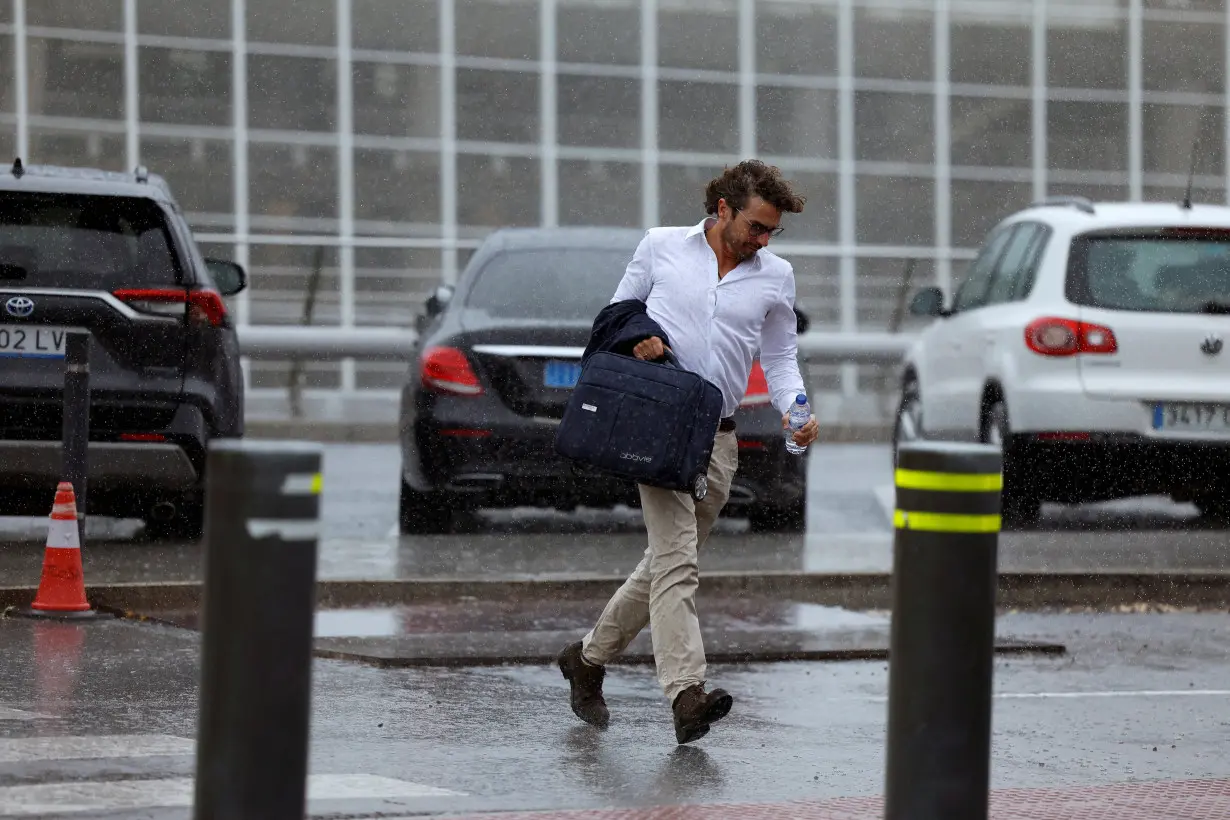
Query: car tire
143 501 204 542
399 478 455 535
892 379 924 467
982 400 1041 530
748 501 806 533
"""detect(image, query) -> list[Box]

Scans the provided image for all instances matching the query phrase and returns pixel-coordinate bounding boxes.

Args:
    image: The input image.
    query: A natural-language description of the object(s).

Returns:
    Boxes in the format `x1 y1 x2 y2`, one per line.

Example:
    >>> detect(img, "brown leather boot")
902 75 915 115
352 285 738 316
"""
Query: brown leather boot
672 683 733 744
557 641 610 729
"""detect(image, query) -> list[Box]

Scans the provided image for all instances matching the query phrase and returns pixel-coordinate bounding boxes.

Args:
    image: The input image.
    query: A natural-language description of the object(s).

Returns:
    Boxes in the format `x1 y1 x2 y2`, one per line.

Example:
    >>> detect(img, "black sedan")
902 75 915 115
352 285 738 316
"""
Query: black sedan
397 227 811 534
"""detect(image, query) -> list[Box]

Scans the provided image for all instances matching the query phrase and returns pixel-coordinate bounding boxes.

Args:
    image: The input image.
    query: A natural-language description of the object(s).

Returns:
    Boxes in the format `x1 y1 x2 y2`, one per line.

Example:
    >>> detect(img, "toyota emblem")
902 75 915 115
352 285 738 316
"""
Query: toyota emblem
1201 333 1224 357
4 296 33 318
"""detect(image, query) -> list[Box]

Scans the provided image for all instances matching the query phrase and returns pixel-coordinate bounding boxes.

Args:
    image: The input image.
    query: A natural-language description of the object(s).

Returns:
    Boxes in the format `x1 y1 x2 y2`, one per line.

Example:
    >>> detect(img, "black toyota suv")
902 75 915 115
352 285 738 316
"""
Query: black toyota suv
0 160 247 540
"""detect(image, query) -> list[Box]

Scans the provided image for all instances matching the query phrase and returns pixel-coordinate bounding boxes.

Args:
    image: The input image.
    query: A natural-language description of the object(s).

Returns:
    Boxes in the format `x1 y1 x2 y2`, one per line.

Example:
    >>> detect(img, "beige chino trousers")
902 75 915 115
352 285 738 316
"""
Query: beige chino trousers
580 430 739 704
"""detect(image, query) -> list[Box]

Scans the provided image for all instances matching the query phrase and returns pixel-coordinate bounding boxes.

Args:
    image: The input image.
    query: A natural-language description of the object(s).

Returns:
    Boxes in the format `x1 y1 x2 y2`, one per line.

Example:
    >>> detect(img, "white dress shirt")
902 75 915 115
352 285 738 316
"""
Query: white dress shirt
610 217 807 419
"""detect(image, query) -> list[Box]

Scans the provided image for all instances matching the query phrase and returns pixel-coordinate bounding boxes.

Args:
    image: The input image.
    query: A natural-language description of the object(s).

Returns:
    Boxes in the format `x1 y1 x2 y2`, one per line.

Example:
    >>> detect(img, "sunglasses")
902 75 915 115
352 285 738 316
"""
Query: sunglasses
734 208 785 238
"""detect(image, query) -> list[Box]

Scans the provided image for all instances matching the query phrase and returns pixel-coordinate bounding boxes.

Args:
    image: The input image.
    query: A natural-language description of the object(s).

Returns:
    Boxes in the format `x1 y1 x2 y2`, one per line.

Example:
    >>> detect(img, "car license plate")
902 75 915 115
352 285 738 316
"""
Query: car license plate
543 360 582 389
0 325 68 359
1153 402 1230 433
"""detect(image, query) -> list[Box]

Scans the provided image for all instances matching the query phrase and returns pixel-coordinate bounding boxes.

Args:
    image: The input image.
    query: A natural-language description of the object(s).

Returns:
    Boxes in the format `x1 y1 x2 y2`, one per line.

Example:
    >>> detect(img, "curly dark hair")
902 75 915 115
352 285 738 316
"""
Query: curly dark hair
704 160 806 216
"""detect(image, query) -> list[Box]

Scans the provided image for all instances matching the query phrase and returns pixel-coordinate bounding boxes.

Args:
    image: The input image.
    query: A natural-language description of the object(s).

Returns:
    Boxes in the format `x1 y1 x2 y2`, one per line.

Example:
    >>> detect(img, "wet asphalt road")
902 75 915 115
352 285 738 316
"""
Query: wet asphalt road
0 443 1225 587
1 611 1229 817
2 444 1229 816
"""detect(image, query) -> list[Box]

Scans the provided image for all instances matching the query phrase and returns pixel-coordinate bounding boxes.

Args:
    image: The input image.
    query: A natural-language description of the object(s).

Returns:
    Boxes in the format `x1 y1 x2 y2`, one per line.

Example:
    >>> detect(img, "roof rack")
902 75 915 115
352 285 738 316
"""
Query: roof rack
11 157 23 179
1028 196 1095 215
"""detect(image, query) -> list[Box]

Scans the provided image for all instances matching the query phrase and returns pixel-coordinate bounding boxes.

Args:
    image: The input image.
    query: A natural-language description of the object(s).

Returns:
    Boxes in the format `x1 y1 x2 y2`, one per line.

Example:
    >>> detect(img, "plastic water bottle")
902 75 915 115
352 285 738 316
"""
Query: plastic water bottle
784 394 811 455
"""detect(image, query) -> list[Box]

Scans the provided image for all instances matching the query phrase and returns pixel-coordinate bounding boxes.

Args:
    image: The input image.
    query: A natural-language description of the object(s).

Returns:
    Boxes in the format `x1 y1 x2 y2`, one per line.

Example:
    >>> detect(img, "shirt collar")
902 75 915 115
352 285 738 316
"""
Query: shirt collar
686 216 763 269
685 217 714 239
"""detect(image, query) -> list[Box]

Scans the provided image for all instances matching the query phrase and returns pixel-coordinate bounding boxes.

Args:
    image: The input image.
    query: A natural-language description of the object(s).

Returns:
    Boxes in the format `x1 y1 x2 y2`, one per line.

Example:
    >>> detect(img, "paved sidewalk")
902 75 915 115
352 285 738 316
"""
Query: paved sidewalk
437 777 1230 819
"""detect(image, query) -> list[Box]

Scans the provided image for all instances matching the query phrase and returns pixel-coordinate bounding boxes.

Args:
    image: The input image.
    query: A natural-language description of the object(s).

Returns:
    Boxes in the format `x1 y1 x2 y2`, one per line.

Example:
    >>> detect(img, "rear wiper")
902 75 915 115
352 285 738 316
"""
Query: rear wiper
1199 300 1230 314
0 263 27 280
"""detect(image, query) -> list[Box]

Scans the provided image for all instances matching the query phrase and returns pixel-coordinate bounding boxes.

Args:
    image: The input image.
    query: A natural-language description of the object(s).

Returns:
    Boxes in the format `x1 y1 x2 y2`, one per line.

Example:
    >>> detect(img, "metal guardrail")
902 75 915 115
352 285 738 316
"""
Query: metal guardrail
235 326 916 366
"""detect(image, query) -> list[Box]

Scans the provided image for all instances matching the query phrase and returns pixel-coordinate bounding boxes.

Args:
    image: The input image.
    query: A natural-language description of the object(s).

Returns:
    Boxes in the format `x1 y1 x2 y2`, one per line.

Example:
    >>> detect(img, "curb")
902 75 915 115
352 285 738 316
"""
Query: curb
242 420 896 444
311 640 1066 669
4 572 1230 613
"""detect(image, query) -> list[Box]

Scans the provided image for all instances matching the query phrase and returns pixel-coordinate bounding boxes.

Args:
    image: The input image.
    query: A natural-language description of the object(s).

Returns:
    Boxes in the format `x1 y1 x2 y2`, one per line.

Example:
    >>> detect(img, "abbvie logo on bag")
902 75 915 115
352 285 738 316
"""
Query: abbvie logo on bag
620 452 653 463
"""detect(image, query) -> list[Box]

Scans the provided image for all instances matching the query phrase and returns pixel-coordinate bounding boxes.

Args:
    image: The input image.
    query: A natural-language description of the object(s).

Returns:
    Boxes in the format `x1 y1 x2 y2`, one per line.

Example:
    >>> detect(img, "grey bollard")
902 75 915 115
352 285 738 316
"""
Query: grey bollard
192 440 323 820
61 332 91 546
884 441 1003 820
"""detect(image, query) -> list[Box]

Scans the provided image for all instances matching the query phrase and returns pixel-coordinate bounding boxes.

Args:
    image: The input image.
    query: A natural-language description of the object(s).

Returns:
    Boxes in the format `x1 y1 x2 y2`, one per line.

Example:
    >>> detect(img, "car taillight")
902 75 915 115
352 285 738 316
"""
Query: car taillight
1024 317 1117 356
741 361 771 407
113 288 227 327
420 346 483 396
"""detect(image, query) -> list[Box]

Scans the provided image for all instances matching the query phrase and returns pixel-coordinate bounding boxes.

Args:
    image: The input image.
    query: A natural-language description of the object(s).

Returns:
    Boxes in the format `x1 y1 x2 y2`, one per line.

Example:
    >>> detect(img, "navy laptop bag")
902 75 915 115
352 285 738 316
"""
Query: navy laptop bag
554 350 725 501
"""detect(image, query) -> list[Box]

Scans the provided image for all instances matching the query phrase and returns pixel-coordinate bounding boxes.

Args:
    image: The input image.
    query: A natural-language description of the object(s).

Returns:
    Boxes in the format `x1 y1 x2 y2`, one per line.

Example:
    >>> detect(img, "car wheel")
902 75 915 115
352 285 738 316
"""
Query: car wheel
893 379 924 467
143 501 204 542
748 501 806 533
982 400 1040 530
398 478 456 535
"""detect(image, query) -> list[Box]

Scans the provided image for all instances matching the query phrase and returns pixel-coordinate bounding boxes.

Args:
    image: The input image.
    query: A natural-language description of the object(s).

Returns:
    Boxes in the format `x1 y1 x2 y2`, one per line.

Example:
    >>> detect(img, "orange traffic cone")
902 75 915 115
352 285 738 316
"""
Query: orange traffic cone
16 483 101 619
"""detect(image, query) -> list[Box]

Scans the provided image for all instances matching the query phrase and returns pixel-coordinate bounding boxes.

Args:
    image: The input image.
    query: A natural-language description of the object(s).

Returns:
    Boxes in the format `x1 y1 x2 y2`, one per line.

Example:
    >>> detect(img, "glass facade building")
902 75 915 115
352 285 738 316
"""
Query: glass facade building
0 0 1226 412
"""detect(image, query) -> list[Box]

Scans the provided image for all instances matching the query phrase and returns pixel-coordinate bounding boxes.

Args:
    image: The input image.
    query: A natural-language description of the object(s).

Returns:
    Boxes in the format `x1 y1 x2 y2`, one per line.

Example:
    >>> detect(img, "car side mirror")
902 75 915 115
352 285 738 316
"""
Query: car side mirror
793 306 810 334
908 286 948 318
425 284 454 318
204 258 248 297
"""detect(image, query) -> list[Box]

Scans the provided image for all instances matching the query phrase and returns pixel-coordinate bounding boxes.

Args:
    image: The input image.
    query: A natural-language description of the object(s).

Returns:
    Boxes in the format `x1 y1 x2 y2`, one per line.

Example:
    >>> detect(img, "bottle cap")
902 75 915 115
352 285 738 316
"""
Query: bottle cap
795 394 807 405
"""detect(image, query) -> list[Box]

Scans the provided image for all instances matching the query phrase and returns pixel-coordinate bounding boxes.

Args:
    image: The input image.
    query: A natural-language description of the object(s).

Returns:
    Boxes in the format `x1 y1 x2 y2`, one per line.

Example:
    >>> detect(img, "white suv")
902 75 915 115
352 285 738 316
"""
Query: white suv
894 196 1230 527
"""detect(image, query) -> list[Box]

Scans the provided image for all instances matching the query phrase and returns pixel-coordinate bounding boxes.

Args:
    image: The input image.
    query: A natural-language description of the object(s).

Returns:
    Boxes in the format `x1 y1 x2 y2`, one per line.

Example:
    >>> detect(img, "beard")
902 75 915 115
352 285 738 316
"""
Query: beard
724 225 759 262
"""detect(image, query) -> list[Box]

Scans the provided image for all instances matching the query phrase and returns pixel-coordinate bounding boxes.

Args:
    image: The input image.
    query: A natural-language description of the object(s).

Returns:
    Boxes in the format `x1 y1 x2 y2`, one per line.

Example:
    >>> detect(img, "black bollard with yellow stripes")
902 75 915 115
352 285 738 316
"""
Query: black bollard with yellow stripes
884 441 1003 820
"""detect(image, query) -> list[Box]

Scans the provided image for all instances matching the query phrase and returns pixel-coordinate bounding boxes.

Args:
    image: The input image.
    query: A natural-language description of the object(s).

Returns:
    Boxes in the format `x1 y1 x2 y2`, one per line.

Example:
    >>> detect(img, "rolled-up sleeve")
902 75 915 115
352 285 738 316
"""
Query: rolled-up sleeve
611 231 654 303
760 268 807 416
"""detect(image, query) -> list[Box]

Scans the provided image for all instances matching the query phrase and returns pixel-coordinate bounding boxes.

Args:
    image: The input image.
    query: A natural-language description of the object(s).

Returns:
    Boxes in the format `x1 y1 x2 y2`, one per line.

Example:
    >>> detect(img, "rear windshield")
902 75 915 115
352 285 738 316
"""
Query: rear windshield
0 192 181 289
464 247 635 320
1068 231 1230 313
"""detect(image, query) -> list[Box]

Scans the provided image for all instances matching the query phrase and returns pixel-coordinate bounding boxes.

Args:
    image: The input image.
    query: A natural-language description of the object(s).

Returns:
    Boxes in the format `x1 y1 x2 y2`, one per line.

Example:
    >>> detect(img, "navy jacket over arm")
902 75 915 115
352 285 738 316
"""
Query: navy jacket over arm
581 299 671 366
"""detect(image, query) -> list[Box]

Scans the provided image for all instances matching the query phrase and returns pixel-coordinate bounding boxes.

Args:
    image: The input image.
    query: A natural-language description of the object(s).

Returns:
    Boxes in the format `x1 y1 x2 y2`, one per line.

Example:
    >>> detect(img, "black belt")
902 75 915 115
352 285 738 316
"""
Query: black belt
719 417 736 432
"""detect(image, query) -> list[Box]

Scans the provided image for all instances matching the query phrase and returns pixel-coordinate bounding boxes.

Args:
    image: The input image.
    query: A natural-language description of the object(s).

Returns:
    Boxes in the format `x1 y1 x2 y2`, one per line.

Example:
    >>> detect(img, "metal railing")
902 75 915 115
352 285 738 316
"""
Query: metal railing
202 232 962 417
236 326 916 365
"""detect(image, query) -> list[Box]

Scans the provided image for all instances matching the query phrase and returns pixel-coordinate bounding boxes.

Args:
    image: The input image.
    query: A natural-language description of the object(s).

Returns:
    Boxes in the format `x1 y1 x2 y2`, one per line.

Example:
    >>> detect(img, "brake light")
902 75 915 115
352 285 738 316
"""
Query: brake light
420 346 483 396
741 361 771 407
113 288 228 327
119 433 167 442
1024 317 1117 356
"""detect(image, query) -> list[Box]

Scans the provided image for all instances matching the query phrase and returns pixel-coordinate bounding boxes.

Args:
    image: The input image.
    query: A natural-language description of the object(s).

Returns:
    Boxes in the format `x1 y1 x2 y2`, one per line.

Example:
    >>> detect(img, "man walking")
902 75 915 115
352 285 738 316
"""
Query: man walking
558 160 820 744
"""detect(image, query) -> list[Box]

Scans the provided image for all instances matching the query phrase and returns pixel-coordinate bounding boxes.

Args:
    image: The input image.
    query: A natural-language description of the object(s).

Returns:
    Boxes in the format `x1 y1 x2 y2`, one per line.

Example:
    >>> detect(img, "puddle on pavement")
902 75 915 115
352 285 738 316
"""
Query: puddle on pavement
310 600 888 638
140 601 887 638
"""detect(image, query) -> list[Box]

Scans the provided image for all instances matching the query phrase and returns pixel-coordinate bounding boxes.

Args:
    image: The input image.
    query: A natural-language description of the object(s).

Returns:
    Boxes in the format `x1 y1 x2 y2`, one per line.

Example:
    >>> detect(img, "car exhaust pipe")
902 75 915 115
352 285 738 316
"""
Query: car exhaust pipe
150 501 177 522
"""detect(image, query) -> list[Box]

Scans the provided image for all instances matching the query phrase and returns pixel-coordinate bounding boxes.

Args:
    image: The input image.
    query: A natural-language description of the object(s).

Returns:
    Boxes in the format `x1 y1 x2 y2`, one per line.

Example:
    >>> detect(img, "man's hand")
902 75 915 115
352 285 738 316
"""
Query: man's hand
782 412 819 447
632 336 668 361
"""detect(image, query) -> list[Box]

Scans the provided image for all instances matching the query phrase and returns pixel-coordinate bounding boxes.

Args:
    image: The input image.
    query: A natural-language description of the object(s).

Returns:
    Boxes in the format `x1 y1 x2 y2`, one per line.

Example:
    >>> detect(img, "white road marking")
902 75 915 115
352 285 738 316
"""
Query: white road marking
995 689 1230 701
832 689 1230 703
0 735 194 764
306 773 464 799
0 707 50 721
0 774 463 816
